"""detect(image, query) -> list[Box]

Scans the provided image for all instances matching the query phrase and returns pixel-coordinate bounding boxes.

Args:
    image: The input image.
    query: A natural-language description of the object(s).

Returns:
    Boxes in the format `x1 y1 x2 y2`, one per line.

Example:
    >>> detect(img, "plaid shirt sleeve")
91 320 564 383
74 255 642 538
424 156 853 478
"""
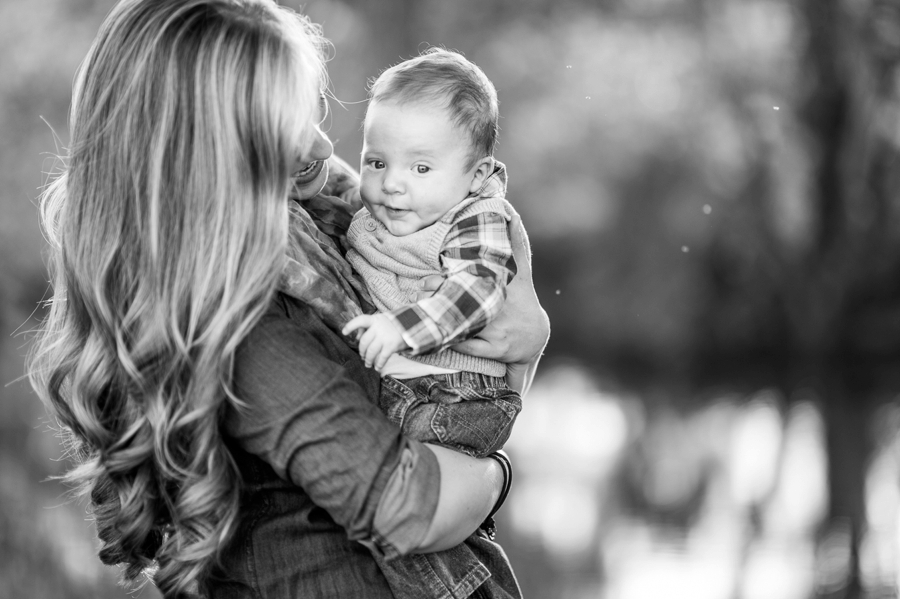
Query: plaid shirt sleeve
385 211 517 355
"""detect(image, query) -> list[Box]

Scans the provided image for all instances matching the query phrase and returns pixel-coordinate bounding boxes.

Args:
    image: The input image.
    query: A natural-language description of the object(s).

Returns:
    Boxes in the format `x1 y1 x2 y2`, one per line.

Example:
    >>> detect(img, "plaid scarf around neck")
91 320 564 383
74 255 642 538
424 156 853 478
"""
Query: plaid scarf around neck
279 156 375 338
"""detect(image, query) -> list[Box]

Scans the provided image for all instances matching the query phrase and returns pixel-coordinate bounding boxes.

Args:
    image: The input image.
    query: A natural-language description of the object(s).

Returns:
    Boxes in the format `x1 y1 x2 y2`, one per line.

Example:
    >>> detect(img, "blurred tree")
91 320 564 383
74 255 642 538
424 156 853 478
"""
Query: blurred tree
694 0 900 596
482 0 900 595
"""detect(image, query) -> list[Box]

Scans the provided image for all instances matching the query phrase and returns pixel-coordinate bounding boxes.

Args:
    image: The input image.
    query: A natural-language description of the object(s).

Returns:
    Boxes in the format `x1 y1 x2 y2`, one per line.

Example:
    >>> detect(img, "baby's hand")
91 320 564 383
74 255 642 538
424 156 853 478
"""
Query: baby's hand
342 314 408 371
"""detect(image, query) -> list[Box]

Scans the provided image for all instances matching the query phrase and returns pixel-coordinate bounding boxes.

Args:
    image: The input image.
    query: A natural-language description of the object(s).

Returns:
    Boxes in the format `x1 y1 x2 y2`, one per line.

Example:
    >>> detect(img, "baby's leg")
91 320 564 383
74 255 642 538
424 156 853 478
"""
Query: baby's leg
375 374 524 599
379 373 521 458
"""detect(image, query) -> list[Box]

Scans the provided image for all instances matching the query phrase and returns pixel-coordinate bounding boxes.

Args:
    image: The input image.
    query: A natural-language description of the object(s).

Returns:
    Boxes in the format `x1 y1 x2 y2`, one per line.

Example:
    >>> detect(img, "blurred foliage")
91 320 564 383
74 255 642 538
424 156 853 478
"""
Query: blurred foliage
3 0 900 597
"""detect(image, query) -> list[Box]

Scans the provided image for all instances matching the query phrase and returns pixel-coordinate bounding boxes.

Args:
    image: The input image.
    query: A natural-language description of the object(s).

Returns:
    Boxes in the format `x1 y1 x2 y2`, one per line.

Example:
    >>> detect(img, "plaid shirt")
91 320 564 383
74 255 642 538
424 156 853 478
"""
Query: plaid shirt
374 165 517 356
390 215 515 355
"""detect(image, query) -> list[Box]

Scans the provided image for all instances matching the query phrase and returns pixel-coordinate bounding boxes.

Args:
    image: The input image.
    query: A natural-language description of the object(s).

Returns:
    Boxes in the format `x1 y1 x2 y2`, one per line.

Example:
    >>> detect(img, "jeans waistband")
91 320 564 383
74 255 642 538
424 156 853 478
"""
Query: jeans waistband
408 370 508 389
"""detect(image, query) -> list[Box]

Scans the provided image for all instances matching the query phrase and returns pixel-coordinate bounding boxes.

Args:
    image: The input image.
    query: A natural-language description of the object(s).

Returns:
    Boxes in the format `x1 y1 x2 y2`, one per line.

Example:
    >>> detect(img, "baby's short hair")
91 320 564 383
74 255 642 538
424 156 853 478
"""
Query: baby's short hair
368 48 499 168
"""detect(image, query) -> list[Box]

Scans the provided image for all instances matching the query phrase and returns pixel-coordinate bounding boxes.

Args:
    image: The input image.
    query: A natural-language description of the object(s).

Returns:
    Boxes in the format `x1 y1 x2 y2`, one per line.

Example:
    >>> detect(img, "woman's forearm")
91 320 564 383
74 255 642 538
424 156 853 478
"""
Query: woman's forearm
412 444 503 552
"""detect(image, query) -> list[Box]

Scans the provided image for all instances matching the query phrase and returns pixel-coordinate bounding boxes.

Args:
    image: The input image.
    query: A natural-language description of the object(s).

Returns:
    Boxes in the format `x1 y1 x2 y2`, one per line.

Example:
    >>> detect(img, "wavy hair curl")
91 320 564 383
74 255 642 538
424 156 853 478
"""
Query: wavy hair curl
28 0 328 596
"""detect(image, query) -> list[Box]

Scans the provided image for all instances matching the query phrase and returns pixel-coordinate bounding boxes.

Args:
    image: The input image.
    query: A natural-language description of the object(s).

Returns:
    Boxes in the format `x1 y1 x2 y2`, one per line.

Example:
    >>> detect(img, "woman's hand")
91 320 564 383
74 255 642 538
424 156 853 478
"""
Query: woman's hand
419 213 549 364
415 212 549 395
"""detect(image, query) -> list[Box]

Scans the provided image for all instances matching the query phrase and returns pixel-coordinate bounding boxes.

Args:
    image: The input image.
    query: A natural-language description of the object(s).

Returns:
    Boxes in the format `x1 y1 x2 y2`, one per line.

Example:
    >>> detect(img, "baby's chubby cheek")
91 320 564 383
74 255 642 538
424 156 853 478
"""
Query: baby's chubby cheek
359 187 383 213
359 174 379 198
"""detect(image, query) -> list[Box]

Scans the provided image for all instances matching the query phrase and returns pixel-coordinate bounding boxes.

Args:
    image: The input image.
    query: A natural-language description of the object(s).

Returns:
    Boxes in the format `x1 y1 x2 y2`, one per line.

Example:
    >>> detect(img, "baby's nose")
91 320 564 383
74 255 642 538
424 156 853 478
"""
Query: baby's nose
381 170 403 194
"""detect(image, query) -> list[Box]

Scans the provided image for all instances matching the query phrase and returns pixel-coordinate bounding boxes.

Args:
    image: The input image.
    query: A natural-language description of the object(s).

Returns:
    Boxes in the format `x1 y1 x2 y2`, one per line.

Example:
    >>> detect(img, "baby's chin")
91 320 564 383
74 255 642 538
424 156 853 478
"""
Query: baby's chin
381 219 425 237
383 221 416 236
292 159 329 200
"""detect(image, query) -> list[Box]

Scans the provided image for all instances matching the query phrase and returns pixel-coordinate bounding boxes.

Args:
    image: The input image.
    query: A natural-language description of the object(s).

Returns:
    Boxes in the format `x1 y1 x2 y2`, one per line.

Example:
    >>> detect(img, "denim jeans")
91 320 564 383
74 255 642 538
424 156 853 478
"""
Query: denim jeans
374 372 523 599
372 531 522 599
379 372 522 459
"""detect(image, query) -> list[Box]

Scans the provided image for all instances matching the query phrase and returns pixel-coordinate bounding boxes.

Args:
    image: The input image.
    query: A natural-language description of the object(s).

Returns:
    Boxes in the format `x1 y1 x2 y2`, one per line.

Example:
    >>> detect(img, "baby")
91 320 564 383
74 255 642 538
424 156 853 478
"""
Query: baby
341 48 527 599
275 47 529 599
343 48 524 462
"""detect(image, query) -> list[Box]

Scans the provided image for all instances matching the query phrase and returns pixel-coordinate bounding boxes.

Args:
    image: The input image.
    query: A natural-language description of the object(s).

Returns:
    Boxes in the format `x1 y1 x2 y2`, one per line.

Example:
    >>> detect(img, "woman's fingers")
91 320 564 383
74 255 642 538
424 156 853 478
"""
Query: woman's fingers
452 336 508 360
416 275 444 301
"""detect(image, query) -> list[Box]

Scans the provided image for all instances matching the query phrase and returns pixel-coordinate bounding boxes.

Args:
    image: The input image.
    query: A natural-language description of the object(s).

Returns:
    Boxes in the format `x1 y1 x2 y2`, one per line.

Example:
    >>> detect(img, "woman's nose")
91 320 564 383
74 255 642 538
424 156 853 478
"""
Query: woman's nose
309 126 333 162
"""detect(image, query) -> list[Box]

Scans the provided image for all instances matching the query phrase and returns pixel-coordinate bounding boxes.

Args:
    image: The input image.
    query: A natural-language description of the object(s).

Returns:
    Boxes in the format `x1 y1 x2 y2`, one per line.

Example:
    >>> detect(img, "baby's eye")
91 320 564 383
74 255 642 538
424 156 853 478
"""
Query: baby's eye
415 165 430 174
369 160 385 170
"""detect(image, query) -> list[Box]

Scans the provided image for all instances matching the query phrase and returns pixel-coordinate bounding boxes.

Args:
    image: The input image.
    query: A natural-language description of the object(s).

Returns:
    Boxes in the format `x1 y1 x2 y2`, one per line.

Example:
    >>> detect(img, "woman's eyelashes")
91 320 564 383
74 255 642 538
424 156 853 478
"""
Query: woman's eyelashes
318 92 329 125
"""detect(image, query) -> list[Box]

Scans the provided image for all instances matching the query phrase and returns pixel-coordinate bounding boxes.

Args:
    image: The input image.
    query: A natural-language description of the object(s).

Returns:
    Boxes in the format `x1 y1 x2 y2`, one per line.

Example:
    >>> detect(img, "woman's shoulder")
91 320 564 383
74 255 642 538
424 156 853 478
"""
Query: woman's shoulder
241 294 336 359
236 293 377 394
242 293 314 350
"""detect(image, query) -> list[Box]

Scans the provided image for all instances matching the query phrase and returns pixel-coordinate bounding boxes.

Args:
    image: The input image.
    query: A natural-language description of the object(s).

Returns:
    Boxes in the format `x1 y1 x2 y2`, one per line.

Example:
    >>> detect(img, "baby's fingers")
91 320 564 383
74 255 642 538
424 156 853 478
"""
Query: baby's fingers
357 329 373 366
373 345 394 372
342 315 372 337
361 334 383 370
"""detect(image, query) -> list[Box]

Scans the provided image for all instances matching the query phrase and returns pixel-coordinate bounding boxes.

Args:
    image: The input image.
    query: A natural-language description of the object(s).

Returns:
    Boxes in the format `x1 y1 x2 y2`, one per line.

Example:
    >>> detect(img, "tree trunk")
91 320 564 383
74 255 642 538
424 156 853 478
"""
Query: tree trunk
795 1 900 596
813 368 871 599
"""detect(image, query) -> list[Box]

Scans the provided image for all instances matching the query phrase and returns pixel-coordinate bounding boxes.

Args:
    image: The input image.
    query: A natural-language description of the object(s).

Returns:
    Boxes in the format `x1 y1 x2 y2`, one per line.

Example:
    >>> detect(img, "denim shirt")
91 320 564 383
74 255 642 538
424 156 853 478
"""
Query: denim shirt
203 294 441 598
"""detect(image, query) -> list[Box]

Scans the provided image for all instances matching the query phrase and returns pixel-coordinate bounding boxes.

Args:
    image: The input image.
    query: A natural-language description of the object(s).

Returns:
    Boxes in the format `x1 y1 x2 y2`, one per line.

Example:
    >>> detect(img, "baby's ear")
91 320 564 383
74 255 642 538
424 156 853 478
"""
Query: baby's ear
468 156 495 194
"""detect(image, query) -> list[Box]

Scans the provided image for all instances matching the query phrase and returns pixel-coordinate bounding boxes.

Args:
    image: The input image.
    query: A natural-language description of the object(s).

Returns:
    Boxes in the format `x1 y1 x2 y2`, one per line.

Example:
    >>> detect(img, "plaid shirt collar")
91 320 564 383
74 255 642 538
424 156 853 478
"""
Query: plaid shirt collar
471 160 508 199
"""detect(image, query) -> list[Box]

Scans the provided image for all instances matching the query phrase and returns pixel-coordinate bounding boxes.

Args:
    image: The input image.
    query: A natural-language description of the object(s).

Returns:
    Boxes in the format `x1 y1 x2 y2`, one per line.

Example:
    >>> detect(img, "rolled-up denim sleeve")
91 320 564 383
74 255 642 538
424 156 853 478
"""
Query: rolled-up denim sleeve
227 305 440 557
365 443 441 559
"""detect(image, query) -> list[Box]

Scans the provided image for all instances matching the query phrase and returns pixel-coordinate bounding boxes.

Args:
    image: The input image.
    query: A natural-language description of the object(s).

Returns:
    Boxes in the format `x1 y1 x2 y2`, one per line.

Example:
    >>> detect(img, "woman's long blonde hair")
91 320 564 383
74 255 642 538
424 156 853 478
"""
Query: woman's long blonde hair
28 0 327 595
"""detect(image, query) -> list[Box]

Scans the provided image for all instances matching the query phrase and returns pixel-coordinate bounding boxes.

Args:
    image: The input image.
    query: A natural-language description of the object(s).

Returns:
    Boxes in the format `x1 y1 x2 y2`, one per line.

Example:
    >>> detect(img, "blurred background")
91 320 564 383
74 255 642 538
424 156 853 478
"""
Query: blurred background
3 0 900 597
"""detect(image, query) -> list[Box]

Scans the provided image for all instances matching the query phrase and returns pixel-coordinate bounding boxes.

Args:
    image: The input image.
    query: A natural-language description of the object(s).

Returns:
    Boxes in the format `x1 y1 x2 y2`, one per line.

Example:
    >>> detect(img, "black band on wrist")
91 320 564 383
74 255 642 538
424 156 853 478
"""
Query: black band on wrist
485 449 513 523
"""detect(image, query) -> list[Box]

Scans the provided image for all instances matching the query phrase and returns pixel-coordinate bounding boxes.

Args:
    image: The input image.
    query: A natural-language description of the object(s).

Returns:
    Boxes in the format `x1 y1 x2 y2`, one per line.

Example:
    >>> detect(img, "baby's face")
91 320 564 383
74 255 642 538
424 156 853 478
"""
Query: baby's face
360 100 481 236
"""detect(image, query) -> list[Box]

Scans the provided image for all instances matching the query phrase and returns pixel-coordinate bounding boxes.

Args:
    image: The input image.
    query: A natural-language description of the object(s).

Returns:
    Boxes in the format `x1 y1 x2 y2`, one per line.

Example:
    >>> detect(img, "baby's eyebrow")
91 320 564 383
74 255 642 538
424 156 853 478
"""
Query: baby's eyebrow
405 147 438 158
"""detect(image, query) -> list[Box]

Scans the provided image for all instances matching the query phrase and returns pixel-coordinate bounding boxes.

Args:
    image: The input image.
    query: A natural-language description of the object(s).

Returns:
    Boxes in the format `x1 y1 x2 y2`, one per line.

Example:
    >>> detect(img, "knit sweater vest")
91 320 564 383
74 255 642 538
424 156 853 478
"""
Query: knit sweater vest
347 195 515 377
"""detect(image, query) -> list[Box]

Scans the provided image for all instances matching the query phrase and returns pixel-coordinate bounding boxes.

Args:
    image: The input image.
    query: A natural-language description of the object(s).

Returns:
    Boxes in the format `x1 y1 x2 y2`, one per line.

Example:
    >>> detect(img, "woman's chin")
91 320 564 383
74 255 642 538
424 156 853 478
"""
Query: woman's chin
292 159 329 200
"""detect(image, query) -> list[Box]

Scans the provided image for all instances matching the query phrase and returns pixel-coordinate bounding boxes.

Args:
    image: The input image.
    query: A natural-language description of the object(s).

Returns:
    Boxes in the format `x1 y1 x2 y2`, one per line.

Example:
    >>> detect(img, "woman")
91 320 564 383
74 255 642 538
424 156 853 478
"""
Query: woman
28 1 548 598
